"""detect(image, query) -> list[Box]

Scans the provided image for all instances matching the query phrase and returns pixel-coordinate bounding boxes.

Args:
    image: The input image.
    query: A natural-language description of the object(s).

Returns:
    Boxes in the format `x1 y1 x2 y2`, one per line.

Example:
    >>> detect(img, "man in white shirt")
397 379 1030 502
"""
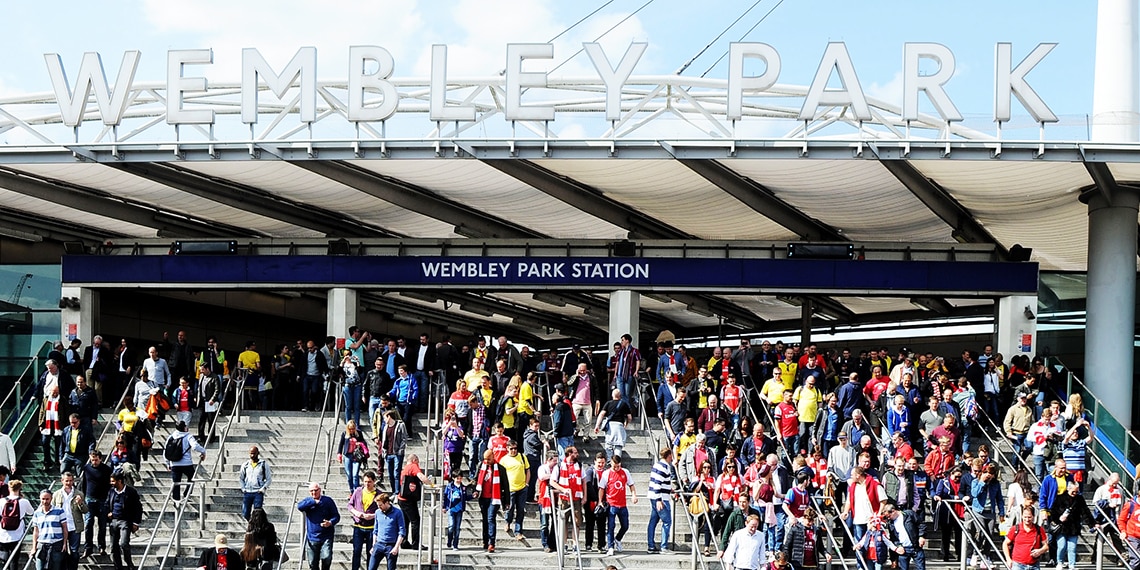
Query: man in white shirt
722 514 765 570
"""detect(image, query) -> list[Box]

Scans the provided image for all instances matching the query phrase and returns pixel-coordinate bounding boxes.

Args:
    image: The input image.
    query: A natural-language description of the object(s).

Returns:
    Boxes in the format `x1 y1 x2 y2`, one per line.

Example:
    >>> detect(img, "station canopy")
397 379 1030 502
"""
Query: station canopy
0 73 1124 343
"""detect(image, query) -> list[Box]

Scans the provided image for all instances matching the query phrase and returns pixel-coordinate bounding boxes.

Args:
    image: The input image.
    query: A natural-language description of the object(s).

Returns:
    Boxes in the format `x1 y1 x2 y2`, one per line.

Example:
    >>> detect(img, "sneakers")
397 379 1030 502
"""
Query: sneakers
615 540 623 553
659 547 671 554
543 547 552 553
646 548 659 554
606 548 615 556
488 545 495 553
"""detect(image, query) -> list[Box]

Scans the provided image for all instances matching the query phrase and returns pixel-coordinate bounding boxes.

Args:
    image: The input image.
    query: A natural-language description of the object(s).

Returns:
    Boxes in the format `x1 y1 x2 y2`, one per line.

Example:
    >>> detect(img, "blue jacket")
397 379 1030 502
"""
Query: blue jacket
297 495 340 542
1039 473 1074 511
656 351 686 382
388 374 418 404
970 479 1005 517
443 482 473 514
656 382 678 414
835 381 865 420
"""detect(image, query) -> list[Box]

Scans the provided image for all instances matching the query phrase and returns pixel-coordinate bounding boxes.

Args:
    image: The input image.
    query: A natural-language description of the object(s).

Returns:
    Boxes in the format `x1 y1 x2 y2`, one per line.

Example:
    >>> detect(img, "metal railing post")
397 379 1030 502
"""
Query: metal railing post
1097 534 1105 570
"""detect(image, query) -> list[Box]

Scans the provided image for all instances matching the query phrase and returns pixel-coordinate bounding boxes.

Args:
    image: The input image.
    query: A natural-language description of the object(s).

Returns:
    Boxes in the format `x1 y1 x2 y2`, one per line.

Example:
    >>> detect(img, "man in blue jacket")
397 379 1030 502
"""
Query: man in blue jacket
1039 459 1073 511
297 482 341 570
369 493 405 570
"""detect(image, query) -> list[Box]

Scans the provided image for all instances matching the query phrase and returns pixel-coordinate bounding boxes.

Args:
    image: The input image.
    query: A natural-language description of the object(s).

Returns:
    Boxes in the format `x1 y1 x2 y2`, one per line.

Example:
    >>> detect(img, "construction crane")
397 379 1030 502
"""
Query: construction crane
7 273 31 305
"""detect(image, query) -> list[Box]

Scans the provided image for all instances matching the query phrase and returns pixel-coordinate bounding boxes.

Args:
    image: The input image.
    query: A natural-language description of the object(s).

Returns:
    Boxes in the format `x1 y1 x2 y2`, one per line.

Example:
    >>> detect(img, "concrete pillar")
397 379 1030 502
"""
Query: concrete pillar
994 295 1038 361
1085 191 1139 426
608 290 640 349
59 286 98 345
326 288 358 345
1086 0 1140 426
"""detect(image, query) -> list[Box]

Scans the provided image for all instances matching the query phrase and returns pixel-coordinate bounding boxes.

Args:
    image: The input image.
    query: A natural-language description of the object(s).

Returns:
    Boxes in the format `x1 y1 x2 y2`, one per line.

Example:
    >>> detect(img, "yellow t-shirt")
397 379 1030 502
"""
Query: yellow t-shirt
778 362 798 389
761 379 786 404
794 385 824 424
238 350 260 371
518 382 535 415
464 370 490 392
355 488 377 529
501 397 517 429
499 453 530 492
675 433 698 456
118 408 138 432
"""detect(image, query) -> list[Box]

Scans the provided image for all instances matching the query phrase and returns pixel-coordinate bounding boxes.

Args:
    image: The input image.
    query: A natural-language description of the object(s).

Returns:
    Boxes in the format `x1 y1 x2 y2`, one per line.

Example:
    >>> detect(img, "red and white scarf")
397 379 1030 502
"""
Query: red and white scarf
41 396 61 435
476 461 503 505
556 459 584 501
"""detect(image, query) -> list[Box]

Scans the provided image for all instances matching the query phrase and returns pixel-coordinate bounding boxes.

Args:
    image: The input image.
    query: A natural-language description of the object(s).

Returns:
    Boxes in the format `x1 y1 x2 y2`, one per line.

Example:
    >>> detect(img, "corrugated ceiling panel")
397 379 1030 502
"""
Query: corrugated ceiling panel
0 190 155 236
177 162 460 238
346 160 627 239
720 159 956 242
8 163 316 237
909 161 1090 271
1106 163 1140 186
532 159 799 240
718 295 803 322
832 297 921 315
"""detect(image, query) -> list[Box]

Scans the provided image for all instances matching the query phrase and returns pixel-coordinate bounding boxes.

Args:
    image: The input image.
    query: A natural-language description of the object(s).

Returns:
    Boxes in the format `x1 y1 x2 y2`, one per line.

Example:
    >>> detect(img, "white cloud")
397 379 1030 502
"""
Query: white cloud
865 70 904 107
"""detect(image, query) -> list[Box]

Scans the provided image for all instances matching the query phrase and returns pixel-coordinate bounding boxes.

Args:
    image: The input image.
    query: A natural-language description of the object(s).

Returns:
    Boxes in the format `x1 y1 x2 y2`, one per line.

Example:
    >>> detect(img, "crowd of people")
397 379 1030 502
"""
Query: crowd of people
6 329 1140 570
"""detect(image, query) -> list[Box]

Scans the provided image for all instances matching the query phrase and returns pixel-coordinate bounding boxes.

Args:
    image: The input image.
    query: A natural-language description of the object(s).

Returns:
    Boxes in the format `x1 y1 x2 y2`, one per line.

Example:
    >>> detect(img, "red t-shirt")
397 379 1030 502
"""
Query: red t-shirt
1007 524 1046 564
600 468 632 507
775 402 799 438
489 435 511 464
722 385 742 413
178 389 190 412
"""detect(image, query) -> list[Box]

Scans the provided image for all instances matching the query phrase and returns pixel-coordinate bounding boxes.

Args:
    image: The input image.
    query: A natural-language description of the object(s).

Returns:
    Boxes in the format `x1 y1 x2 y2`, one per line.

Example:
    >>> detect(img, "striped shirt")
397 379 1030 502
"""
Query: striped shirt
615 346 641 379
1061 439 1088 471
32 507 67 544
647 459 676 500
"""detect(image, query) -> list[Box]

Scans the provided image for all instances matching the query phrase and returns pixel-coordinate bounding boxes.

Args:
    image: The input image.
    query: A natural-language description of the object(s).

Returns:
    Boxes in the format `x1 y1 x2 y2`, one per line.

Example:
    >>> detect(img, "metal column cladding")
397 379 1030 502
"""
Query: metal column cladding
61 255 1039 295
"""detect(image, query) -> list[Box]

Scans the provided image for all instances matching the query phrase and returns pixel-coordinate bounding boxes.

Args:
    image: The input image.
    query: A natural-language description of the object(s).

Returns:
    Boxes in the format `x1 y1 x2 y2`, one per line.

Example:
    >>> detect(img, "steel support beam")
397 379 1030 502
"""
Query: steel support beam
107 162 396 238
362 293 552 345
290 160 545 239
0 167 255 238
0 207 129 243
480 159 696 239
677 159 846 241
879 159 1009 257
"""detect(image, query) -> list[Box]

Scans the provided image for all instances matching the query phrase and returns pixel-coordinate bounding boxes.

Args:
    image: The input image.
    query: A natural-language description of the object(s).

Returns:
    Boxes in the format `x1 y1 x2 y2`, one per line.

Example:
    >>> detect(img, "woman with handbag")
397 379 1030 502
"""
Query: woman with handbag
688 460 716 556
338 420 369 491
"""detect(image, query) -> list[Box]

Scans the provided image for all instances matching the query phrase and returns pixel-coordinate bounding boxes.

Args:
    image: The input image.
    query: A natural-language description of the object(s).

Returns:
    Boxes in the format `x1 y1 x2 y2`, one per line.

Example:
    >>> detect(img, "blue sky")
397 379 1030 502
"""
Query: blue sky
0 1 1100 139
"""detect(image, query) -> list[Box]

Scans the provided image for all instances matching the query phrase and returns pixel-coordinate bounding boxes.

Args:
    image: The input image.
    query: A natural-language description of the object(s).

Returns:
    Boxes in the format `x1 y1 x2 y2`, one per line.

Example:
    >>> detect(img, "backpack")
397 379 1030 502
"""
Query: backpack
164 434 188 462
1 499 20 531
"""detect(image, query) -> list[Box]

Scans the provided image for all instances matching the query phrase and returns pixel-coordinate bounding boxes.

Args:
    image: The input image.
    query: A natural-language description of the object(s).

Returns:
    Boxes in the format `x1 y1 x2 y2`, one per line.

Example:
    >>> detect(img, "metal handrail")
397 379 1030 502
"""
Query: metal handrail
1 498 35 570
1048 357 1140 489
136 480 196 570
197 372 243 529
274 377 336 570
937 498 1012 570
0 352 39 416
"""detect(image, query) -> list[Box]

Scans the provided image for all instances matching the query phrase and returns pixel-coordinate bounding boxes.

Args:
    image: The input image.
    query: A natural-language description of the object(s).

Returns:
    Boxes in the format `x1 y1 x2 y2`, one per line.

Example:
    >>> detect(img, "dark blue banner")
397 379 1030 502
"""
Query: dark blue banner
61 255 1038 295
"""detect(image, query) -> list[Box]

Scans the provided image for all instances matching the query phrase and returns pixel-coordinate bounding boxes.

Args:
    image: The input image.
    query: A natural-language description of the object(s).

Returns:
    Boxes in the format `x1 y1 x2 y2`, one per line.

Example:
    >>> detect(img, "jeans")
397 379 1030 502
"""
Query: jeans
647 499 672 550
960 422 973 453
84 499 107 551
467 439 486 476
1126 536 1140 570
352 526 374 570
1012 564 1040 570
447 511 463 548
385 455 403 494
109 519 133 570
606 506 629 548
368 397 382 425
540 509 552 549
1056 534 1078 568
171 464 195 500
479 499 499 547
60 453 83 476
412 371 428 411
367 542 398 570
507 489 527 536
41 434 59 470
344 457 362 490
34 541 63 570
556 436 574 458
1033 454 1047 482
396 401 413 426
302 374 322 410
64 530 80 570
242 491 264 520
898 546 927 570
343 384 362 425
305 537 333 570
615 375 634 408
1010 433 1028 466
797 422 814 455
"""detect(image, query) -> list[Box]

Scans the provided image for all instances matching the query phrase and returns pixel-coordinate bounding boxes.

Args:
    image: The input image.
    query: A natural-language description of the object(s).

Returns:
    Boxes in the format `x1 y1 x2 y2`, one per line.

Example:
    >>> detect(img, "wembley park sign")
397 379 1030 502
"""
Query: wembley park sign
43 41 1058 129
